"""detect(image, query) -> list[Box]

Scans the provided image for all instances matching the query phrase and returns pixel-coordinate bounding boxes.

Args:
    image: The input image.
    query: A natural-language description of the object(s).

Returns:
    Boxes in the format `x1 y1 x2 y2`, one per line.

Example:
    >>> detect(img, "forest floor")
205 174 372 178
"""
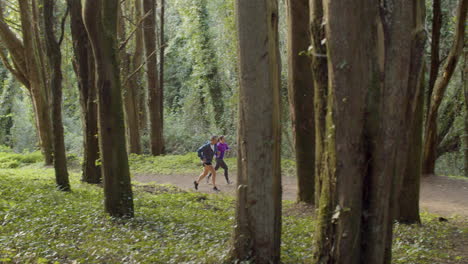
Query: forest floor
1 152 467 263
135 172 468 218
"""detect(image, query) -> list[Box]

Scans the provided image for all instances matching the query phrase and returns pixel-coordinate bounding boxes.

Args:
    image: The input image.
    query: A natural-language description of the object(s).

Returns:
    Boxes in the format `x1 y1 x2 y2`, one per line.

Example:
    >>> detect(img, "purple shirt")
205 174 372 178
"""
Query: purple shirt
216 142 229 159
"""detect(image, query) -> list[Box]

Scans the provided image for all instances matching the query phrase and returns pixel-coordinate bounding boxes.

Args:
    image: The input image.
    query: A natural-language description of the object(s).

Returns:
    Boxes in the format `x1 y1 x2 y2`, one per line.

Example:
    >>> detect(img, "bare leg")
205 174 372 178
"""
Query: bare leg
208 165 217 187
196 165 210 184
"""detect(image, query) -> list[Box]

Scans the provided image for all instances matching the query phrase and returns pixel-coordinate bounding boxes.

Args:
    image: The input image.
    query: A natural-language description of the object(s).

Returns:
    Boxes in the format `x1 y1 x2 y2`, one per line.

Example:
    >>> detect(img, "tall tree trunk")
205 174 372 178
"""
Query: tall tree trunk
159 0 165 133
313 0 419 263
286 0 315 204
18 1 54 166
309 0 328 206
463 51 468 178
396 0 427 224
230 0 282 263
42 0 70 191
427 0 442 118
83 0 134 217
67 0 101 184
423 0 468 175
142 0 164 155
135 0 148 142
119 3 142 154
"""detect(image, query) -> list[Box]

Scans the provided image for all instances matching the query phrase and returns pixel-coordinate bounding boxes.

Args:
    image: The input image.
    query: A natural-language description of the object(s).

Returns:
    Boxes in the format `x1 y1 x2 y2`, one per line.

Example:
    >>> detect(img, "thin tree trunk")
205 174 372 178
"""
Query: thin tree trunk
119 3 142 154
42 0 70 191
159 0 165 131
231 0 282 263
427 0 442 118
67 0 101 184
309 0 328 206
83 0 134 217
142 0 164 155
286 0 315 204
463 51 468 177
423 0 468 175
136 0 148 138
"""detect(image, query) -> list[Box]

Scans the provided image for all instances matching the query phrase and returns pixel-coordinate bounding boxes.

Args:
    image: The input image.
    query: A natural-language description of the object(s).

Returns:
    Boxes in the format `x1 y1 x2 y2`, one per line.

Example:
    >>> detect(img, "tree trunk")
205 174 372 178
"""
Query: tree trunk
309 0 328 206
159 0 165 133
286 0 315 204
397 67 425 224
142 0 164 155
395 0 426 225
427 0 442 119
423 0 468 175
67 0 102 184
119 3 142 154
463 51 468 177
18 1 54 166
313 1 419 263
231 0 282 263
83 0 134 217
42 0 71 191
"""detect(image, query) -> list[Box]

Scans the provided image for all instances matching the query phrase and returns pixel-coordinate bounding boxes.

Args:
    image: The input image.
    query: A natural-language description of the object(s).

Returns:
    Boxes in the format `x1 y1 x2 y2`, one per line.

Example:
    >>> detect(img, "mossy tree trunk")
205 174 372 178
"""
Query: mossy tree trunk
313 0 423 263
83 0 134 218
42 0 71 191
231 0 282 263
286 0 315 204
309 0 328 206
67 0 102 184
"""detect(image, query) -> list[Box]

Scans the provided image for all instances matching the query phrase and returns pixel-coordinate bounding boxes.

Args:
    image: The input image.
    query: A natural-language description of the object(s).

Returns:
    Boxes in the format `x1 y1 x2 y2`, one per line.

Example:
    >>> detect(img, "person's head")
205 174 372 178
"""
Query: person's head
218 135 225 143
210 136 218 145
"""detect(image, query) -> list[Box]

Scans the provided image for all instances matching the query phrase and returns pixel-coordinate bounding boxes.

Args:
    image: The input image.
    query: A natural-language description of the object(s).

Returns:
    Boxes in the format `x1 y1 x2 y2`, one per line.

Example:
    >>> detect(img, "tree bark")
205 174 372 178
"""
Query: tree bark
394 0 426 225
286 0 315 204
83 0 134 217
231 0 282 263
463 51 468 178
42 0 71 191
423 0 468 175
0 1 54 165
159 0 165 133
313 0 420 263
427 0 442 118
309 0 328 206
67 0 101 184
142 0 164 155
119 2 142 154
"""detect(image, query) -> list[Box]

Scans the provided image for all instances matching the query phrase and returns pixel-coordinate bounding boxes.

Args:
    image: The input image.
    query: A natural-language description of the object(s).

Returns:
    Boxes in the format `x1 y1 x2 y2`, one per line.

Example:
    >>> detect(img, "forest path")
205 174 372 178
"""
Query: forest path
134 173 468 218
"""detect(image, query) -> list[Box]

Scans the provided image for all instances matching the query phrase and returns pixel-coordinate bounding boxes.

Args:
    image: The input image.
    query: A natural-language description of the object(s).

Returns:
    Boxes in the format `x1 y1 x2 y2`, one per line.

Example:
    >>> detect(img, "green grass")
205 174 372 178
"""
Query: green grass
128 153 297 176
0 168 315 263
0 152 466 263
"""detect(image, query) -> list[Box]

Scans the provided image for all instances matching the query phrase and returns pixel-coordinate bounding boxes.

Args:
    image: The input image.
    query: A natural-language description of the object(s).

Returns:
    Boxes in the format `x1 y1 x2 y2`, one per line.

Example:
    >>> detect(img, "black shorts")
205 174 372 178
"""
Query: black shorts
203 162 212 166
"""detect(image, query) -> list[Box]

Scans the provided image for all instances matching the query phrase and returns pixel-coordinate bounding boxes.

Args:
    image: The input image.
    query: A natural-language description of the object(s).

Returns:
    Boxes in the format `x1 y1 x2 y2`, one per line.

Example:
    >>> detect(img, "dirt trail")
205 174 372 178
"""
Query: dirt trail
135 173 468 218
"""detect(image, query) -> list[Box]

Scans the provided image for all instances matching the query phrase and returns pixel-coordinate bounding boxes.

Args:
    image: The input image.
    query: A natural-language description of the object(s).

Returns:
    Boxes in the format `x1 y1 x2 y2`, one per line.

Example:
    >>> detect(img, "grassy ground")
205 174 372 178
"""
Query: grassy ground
0 152 466 264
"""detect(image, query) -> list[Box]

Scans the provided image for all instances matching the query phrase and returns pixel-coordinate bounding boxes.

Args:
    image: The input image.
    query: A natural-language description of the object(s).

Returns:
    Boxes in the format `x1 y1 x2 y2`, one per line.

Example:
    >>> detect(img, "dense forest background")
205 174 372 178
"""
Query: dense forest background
0 0 465 176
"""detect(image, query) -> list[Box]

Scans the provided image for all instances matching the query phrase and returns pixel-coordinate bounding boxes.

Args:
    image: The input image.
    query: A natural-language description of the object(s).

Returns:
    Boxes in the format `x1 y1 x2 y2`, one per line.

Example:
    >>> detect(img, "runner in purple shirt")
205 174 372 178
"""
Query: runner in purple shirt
207 135 231 184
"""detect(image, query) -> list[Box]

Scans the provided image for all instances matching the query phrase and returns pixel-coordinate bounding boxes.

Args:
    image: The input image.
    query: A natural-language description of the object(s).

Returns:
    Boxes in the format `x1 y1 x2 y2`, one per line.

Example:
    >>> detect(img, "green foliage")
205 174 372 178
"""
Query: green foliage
0 151 43 169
